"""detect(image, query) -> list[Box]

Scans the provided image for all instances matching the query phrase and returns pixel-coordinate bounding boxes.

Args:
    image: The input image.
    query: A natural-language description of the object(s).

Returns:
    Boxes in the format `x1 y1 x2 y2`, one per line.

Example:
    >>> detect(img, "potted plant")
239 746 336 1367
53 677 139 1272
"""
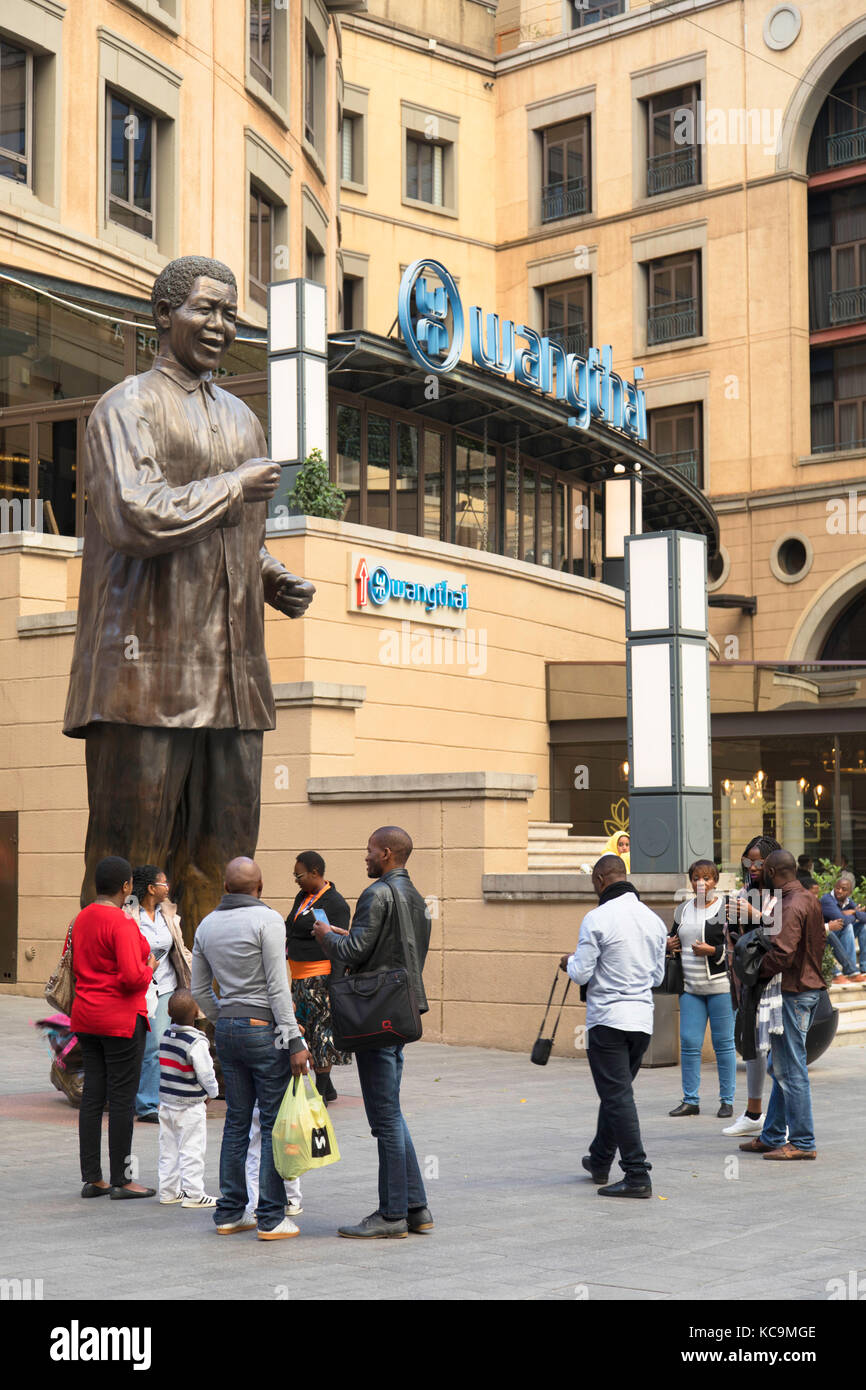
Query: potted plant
287 448 346 520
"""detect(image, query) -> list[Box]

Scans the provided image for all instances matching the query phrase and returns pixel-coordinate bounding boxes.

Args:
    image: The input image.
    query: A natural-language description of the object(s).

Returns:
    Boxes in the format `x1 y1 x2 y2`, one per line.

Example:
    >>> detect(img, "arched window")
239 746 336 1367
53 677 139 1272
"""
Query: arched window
820 589 866 661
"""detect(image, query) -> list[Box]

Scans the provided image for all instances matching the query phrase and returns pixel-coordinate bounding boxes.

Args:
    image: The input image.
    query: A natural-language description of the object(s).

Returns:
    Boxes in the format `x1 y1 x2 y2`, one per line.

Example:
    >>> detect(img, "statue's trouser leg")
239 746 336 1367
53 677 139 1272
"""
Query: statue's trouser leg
81 725 264 936
170 728 264 935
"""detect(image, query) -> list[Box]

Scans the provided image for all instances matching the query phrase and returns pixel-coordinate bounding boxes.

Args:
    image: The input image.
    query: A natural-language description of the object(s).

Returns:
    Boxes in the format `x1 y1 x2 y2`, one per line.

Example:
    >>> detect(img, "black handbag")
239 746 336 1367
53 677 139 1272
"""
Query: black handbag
655 952 684 995
530 970 571 1065
328 884 422 1052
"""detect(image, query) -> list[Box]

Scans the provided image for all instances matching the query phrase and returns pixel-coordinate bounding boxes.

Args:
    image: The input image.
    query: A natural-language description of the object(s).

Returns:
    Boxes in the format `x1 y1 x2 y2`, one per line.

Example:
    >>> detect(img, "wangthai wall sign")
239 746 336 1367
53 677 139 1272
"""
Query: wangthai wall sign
397 258 648 443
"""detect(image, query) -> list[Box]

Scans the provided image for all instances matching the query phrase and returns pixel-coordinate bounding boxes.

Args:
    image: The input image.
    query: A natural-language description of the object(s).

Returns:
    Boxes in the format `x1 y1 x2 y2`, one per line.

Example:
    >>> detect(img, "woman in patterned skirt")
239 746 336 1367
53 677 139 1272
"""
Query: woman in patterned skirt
286 851 352 1103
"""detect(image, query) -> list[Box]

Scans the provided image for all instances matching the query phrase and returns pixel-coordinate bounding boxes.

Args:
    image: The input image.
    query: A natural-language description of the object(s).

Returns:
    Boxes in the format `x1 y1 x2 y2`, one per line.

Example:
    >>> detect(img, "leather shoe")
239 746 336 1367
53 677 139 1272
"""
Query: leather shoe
717 1103 734 1119
338 1211 408 1238
598 1179 652 1199
408 1206 434 1233
109 1184 156 1199
668 1102 699 1116
581 1155 610 1184
136 1112 158 1124
739 1137 774 1152
81 1182 111 1198
762 1143 817 1160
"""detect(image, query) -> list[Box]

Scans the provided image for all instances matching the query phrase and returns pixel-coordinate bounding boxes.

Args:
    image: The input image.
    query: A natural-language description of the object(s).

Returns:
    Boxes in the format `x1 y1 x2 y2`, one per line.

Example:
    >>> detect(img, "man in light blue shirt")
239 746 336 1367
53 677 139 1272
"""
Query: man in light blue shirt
561 854 667 1199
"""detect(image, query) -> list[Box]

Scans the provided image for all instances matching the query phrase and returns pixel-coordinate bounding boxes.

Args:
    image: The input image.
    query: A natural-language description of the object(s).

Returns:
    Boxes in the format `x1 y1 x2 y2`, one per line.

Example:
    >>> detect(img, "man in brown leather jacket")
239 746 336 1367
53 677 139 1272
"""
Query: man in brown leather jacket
313 825 432 1239
739 850 827 1161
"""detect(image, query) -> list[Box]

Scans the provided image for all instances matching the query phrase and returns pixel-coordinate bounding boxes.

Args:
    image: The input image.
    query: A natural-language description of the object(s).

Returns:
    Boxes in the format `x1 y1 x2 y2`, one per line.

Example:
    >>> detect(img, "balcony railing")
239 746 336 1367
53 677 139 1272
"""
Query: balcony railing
829 285 866 325
541 177 587 223
647 147 698 195
647 297 698 346
656 450 701 487
546 322 588 357
827 126 866 168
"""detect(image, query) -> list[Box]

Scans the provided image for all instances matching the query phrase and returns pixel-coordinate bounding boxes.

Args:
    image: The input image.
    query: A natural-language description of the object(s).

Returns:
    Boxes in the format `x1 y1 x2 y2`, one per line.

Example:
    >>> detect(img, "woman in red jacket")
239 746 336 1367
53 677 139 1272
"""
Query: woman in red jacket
70 856 157 1198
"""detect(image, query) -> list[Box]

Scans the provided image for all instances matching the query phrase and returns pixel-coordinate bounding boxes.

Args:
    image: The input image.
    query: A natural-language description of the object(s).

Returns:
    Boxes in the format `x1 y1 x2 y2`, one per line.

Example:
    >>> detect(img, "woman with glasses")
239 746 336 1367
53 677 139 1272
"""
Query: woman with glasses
721 835 781 1138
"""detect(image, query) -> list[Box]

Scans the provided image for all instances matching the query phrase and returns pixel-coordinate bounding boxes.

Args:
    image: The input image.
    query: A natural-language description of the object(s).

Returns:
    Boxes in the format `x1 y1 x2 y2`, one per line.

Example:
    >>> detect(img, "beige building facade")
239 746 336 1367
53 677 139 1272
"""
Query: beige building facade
2 1 866 1050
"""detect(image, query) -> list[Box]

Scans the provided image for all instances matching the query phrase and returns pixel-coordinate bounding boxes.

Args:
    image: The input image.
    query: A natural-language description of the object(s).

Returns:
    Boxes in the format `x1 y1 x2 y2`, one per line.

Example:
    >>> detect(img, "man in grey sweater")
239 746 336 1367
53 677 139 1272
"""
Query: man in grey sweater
192 857 310 1240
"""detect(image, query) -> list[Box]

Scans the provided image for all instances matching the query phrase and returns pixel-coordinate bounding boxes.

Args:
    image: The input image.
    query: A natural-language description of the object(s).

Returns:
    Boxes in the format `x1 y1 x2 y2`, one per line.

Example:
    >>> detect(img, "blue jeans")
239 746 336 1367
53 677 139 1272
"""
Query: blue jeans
355 1044 427 1219
829 923 858 976
761 990 822 1152
213 1018 291 1232
679 991 736 1106
135 990 170 1117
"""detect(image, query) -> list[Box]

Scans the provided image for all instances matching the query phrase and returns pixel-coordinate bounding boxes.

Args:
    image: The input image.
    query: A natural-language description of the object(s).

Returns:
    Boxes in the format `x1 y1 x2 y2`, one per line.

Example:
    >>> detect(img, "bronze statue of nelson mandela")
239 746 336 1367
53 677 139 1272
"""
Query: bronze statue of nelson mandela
63 256 315 932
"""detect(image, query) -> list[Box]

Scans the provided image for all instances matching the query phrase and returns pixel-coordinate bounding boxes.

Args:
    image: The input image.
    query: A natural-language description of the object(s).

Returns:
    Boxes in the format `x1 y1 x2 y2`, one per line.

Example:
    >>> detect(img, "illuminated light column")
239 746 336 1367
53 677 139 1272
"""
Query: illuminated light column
267 278 328 514
602 467 643 589
625 530 713 873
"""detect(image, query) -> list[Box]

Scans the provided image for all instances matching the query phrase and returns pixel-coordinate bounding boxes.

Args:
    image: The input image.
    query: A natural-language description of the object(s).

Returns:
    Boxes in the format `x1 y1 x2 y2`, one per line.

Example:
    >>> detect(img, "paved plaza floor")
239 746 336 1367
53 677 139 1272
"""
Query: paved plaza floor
1 993 863 1303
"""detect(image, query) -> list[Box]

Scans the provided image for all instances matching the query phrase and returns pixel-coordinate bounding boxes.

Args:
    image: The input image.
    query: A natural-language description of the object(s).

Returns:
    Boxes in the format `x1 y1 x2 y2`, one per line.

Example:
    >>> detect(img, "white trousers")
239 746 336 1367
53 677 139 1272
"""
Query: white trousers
158 1102 207 1199
246 1103 302 1212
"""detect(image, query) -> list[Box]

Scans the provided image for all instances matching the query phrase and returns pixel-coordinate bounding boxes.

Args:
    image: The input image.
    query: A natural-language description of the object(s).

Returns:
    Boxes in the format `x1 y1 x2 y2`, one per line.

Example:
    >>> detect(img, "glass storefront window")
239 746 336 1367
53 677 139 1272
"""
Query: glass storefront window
0 281 127 408
0 423 30 522
37 420 77 536
569 485 587 575
454 433 495 551
335 404 361 524
395 422 419 534
367 414 391 530
423 431 443 540
522 467 536 563
539 474 553 567
505 453 519 558
555 481 566 571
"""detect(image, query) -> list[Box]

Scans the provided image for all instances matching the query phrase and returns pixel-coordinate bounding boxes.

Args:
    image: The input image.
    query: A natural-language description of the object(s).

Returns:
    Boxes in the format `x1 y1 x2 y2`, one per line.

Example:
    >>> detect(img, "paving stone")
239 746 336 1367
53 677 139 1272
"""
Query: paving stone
2 994 864 1301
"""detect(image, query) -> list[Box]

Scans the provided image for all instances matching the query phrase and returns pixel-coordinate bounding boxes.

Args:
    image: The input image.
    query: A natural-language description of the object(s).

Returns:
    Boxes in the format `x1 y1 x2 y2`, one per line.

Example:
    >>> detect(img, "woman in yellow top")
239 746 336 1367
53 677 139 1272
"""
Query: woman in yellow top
604 831 630 873
285 851 352 1104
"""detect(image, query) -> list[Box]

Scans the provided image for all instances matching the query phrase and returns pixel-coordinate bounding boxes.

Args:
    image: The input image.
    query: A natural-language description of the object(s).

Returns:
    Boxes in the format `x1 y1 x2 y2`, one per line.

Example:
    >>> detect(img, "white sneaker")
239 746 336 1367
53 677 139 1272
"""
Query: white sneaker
159 1191 185 1204
722 1111 765 1136
182 1193 217 1208
216 1216 257 1235
286 1200 303 1217
257 1216 300 1240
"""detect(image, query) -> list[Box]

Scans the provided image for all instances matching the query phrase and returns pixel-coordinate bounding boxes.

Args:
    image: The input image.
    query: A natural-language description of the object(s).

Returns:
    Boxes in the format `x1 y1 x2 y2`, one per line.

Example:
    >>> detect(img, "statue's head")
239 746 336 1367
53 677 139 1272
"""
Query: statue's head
151 256 238 376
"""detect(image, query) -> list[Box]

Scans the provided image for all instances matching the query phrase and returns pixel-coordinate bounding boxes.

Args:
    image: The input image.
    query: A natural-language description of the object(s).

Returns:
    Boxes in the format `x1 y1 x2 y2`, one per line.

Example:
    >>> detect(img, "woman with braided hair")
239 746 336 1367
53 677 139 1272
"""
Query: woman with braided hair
720 834 782 1138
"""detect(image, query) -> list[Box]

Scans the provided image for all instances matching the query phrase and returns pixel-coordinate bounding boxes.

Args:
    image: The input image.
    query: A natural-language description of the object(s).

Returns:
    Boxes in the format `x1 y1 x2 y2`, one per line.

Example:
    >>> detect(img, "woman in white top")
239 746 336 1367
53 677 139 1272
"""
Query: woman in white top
127 864 191 1122
667 860 736 1118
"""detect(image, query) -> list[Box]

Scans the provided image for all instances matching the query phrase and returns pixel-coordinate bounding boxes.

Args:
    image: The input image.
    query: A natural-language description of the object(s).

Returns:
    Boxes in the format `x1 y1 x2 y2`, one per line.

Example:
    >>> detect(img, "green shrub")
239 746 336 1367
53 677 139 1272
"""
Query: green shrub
287 448 346 521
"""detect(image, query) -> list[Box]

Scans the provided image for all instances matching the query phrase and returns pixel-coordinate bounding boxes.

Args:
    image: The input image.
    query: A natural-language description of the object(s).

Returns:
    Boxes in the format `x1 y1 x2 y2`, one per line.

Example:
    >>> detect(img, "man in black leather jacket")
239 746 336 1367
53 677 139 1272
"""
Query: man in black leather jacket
312 825 433 1239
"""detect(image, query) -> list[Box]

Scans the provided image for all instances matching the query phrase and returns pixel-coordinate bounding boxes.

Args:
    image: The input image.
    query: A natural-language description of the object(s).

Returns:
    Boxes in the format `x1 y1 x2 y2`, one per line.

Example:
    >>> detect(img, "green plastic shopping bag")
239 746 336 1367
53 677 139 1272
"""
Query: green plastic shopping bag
272 1072 341 1179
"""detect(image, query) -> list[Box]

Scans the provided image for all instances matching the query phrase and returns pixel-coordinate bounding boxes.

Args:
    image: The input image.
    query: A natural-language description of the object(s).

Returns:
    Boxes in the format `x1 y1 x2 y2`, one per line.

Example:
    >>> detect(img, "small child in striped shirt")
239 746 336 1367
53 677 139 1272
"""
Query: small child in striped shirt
157 988 219 1208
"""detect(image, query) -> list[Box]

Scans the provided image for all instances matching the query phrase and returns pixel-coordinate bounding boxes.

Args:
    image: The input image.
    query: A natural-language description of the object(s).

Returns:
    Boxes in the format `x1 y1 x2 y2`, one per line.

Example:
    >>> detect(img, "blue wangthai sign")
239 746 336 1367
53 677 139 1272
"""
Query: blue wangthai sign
397 258 647 443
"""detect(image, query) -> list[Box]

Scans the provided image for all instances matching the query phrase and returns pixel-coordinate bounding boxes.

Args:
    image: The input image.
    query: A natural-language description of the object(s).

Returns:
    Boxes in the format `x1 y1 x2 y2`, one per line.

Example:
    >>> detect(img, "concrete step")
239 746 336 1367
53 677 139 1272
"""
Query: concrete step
829 983 866 1046
528 821 574 841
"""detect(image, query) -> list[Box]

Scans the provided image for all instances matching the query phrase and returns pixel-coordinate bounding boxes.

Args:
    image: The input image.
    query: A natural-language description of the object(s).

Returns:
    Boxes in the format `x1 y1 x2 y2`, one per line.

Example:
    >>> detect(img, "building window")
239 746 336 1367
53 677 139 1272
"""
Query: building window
543 278 591 358
649 403 703 488
811 344 866 454
107 94 154 239
342 274 360 329
808 56 866 174
646 85 700 195
647 252 700 345
305 34 325 151
0 40 32 187
568 0 625 27
407 136 445 207
305 230 325 283
341 114 356 182
249 0 273 94
249 186 273 308
542 118 589 222
809 185 866 331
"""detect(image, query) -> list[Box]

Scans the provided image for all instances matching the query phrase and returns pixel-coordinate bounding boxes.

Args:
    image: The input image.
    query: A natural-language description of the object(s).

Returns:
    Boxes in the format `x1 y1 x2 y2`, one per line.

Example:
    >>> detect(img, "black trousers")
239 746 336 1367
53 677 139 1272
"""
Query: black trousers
81 724 264 933
587 1024 652 1183
77 1016 147 1187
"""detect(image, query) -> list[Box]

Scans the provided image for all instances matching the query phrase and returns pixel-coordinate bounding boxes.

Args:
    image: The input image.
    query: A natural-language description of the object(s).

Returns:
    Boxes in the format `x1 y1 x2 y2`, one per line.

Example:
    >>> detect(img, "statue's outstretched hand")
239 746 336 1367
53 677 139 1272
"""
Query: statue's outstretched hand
268 571 316 618
236 458 281 502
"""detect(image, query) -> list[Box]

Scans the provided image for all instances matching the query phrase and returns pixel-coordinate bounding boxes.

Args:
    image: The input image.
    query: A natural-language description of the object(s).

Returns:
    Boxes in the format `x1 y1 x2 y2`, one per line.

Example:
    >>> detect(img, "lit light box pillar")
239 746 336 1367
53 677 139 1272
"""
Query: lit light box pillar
267 278 328 515
625 530 713 874
602 470 642 589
